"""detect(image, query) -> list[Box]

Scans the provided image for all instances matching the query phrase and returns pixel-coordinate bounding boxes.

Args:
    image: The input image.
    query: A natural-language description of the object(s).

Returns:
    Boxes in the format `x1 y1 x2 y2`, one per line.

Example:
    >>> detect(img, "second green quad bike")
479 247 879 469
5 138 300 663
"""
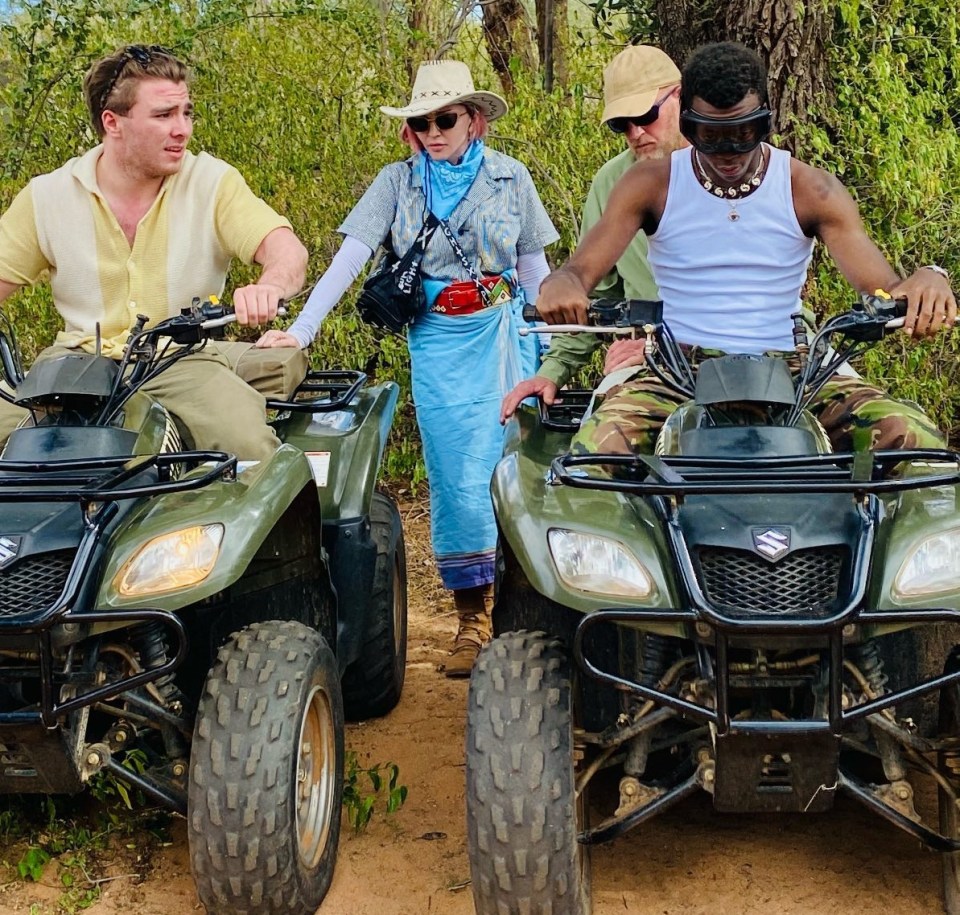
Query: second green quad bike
0 299 407 914
467 295 960 914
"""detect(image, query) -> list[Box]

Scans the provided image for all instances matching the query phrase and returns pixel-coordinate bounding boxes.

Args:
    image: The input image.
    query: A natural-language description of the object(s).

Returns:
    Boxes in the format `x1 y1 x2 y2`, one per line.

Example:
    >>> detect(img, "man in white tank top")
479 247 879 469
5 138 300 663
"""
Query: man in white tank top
502 42 953 455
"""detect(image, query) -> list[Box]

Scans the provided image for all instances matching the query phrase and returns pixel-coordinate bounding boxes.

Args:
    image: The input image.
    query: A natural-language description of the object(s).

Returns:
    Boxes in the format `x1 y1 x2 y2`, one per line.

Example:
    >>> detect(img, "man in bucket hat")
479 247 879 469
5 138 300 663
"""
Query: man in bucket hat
533 44 688 391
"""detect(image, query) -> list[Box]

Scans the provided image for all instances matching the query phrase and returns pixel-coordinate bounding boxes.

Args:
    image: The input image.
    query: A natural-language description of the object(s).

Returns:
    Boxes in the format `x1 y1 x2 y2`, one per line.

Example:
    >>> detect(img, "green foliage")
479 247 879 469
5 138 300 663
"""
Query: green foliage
1 0 959 476
17 844 51 880
88 747 149 811
342 750 408 832
792 0 960 438
0 791 167 912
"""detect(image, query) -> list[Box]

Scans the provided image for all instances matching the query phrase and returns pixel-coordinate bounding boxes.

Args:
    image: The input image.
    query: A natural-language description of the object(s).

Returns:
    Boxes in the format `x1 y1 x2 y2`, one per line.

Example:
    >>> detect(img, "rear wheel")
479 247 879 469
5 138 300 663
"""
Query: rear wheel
342 490 408 719
188 620 344 915
466 630 591 915
940 648 960 914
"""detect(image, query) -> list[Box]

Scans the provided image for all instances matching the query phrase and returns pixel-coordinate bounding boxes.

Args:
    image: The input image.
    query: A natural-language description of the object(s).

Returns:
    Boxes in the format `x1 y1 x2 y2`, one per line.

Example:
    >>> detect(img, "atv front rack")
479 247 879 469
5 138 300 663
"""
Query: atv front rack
0 450 237 502
551 447 960 496
558 445 960 852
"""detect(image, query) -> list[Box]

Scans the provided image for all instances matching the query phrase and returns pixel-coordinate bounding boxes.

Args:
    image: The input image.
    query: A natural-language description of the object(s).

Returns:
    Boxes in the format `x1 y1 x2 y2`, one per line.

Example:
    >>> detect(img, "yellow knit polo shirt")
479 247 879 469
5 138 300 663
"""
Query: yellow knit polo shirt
0 145 291 356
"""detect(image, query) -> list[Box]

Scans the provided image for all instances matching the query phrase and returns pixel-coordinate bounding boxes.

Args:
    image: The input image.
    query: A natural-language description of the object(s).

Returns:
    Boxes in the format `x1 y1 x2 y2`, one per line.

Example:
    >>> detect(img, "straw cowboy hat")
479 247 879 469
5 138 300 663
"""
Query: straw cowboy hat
380 60 508 122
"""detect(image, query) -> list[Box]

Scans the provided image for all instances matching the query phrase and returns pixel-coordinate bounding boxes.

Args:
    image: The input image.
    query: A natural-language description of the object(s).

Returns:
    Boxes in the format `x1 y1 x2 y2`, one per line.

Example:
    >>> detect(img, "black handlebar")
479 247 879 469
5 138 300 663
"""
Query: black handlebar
523 295 907 337
522 298 664 327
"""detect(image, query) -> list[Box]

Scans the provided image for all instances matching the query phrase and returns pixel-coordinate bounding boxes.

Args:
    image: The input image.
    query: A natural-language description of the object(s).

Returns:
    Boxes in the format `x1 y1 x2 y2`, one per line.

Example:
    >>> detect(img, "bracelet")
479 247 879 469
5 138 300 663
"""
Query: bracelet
920 264 950 281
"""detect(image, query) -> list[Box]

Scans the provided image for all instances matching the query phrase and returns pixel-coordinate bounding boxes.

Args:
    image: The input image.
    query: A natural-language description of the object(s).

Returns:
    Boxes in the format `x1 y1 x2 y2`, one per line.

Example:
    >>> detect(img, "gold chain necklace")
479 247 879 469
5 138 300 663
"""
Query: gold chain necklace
694 148 767 221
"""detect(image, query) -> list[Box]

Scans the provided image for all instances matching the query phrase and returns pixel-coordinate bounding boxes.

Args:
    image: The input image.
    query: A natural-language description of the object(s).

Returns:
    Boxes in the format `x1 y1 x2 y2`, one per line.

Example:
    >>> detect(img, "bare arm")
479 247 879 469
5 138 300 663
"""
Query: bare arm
0 279 22 306
794 161 955 336
538 160 668 325
234 226 309 326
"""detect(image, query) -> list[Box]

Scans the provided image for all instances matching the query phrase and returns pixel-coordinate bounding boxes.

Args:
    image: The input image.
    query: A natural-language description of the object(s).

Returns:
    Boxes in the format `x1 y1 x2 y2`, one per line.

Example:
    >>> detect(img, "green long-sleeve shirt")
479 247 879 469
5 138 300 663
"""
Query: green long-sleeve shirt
537 149 658 388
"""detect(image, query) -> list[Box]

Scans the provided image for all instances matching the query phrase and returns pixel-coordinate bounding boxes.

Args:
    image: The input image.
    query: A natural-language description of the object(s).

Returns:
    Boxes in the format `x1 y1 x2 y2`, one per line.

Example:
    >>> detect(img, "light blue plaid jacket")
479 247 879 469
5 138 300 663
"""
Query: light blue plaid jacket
339 147 558 284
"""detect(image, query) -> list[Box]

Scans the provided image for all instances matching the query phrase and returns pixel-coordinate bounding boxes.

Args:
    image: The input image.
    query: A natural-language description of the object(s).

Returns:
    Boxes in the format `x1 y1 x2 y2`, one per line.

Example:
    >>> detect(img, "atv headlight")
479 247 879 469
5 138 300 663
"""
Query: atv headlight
894 529 960 598
115 524 224 596
548 529 654 598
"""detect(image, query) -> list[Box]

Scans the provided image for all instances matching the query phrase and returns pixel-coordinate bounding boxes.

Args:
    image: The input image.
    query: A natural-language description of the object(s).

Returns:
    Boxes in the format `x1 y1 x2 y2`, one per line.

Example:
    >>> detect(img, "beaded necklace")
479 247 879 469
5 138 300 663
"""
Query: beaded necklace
694 147 767 222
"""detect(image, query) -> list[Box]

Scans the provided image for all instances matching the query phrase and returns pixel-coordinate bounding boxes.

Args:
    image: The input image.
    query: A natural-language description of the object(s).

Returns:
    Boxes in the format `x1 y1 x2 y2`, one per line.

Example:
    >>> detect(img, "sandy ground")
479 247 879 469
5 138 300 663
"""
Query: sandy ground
0 502 948 915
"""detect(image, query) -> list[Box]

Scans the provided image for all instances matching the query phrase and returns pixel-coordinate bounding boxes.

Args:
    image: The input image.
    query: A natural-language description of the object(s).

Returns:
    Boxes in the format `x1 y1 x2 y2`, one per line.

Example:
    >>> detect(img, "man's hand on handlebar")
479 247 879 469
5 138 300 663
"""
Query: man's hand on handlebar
535 270 590 325
889 268 956 339
604 338 647 374
233 282 286 326
500 377 559 424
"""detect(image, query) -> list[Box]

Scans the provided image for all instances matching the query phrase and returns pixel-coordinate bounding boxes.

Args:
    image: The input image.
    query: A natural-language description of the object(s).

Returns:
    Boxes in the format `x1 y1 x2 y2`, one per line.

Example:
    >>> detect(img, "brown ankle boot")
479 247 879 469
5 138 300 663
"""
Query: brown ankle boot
445 583 494 679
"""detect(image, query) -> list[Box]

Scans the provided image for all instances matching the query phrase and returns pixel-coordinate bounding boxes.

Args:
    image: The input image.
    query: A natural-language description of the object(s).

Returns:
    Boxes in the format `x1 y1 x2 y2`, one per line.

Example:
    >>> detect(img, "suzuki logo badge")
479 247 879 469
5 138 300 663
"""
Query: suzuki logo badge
752 528 790 561
0 536 21 570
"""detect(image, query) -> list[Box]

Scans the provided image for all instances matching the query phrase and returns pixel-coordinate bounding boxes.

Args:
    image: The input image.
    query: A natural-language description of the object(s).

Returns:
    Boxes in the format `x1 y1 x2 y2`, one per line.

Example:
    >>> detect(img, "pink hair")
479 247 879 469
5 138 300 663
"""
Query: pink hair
399 105 490 154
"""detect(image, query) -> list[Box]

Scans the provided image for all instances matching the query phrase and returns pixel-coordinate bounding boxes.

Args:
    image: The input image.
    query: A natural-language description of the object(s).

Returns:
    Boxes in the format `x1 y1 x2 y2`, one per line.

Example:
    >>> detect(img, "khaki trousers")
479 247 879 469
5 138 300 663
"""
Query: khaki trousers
0 342 307 462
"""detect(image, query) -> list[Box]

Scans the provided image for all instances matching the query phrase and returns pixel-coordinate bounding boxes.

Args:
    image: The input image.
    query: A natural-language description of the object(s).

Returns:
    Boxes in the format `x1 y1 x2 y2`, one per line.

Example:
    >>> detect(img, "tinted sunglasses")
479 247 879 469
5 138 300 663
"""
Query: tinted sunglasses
607 87 678 134
406 110 467 133
100 45 174 110
680 106 772 155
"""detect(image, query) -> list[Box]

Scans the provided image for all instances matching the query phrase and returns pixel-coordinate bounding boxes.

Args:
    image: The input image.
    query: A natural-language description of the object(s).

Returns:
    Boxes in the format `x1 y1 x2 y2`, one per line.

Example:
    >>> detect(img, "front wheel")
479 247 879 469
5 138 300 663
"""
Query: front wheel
939 647 960 914
466 630 591 915
188 620 344 915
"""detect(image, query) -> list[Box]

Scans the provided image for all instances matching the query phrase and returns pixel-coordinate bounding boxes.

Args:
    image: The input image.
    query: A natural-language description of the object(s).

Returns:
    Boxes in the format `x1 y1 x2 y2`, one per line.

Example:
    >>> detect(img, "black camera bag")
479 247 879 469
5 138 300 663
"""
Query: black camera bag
356 213 439 333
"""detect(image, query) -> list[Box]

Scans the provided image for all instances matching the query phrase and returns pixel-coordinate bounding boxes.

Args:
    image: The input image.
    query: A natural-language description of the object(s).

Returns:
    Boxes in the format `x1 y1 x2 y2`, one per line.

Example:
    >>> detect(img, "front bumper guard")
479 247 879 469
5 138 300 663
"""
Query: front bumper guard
574 605 960 850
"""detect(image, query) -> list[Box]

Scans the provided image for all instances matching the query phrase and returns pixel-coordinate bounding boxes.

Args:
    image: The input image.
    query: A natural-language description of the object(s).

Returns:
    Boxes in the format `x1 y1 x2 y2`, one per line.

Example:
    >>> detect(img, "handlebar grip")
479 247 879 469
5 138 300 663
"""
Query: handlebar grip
522 303 541 322
860 292 908 319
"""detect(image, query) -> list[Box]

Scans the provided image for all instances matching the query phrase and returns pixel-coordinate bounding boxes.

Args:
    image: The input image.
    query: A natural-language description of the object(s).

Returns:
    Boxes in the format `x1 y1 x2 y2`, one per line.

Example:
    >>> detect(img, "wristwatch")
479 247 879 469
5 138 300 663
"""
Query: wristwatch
920 264 951 281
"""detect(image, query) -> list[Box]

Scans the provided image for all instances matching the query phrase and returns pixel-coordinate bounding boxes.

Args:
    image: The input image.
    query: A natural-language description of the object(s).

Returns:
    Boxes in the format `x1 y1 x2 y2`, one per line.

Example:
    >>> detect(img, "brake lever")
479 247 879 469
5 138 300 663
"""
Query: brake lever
200 304 288 331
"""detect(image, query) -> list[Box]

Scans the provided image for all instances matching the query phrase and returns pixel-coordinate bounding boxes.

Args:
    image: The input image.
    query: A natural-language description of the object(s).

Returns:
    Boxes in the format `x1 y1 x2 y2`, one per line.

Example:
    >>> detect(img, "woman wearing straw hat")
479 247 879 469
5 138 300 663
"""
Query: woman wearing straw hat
256 59 559 677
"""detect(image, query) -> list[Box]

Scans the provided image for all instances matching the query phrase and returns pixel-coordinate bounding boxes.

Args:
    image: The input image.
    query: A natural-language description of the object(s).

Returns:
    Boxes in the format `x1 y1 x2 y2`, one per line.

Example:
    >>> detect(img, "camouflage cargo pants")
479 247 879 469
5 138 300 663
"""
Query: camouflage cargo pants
573 358 945 455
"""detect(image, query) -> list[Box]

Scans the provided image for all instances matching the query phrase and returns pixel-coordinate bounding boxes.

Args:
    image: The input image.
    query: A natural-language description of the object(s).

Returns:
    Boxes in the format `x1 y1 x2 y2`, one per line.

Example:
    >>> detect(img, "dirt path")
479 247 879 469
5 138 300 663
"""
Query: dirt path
0 503 947 914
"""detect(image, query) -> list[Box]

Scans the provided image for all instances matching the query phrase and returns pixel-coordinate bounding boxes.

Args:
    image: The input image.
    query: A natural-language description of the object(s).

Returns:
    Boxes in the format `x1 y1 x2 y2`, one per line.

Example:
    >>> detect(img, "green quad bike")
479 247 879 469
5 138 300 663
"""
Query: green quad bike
467 295 960 914
0 299 407 914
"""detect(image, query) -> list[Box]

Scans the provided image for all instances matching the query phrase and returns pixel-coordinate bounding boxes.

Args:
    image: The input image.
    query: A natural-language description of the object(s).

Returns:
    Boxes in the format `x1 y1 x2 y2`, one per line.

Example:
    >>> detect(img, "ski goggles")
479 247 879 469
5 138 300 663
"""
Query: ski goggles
406 111 467 133
606 87 678 134
680 106 772 155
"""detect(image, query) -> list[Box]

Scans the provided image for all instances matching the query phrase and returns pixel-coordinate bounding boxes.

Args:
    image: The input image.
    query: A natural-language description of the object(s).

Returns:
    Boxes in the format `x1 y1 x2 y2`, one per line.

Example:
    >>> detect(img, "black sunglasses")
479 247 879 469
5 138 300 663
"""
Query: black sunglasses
406 110 467 133
607 87 678 134
100 45 174 111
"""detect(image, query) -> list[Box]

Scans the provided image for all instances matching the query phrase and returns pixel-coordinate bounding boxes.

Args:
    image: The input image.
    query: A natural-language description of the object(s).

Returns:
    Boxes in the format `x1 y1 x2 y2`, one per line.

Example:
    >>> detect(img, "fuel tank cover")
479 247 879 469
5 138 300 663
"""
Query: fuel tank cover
14 354 118 406
695 354 795 406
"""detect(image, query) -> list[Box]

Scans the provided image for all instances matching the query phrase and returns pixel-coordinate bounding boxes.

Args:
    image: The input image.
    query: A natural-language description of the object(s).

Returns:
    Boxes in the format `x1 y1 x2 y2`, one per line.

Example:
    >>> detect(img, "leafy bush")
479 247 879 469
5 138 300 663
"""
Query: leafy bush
1 0 958 479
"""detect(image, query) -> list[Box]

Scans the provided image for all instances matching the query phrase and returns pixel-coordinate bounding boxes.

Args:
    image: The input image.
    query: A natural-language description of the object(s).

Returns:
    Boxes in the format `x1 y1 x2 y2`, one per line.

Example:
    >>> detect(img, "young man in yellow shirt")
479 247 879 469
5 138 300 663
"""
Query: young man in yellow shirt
0 45 309 460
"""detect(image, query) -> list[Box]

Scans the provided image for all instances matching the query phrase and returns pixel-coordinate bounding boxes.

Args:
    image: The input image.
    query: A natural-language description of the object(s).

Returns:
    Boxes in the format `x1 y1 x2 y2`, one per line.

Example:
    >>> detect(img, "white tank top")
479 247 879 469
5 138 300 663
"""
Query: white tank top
646 145 814 353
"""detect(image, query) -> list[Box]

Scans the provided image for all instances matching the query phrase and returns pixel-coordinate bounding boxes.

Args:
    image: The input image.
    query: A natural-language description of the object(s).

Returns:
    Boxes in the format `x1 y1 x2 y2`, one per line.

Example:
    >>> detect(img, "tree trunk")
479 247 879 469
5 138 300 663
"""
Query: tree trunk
481 0 537 95
724 0 833 141
653 0 833 152
654 0 720 66
536 0 569 91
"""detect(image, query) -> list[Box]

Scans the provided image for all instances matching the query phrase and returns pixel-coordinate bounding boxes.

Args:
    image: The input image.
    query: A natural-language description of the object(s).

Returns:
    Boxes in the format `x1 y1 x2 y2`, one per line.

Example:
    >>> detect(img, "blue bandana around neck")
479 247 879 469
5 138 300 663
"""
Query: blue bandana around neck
417 139 485 221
